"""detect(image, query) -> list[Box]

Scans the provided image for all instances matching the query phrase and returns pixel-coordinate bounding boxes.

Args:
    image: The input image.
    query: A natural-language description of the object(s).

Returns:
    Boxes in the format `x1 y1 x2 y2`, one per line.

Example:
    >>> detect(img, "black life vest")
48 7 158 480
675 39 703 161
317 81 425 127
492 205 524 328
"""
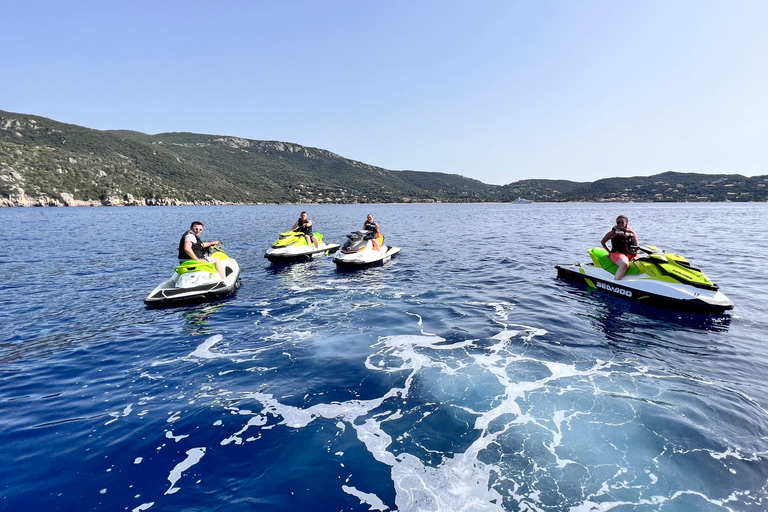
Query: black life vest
296 217 312 234
610 230 637 255
364 221 378 234
178 231 205 260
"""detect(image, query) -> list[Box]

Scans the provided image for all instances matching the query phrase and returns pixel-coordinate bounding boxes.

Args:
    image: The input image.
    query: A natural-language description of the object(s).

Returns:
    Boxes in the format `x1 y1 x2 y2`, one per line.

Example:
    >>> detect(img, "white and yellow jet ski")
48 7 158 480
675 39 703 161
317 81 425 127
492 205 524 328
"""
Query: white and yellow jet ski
145 246 240 306
333 230 400 269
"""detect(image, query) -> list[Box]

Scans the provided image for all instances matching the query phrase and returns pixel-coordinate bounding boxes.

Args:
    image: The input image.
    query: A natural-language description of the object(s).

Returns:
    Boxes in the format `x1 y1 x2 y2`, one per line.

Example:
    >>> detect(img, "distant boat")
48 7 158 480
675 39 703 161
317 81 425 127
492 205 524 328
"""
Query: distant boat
513 197 532 204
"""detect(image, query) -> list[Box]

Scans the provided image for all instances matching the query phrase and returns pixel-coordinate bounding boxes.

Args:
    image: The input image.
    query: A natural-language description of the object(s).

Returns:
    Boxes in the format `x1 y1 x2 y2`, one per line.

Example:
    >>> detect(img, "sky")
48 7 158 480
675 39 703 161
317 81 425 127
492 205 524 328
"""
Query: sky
3 1 767 185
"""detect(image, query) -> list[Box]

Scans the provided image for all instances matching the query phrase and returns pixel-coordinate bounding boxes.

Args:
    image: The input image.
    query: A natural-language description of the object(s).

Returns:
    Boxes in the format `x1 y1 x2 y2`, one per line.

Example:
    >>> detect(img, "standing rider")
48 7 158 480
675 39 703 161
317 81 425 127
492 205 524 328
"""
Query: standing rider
600 214 640 281
178 221 227 279
291 211 319 248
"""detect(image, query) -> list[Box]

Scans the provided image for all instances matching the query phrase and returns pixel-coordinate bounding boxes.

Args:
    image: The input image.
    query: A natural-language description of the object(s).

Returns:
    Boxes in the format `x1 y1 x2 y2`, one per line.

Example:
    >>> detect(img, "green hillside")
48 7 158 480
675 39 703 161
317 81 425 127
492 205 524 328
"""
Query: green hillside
1 109 765 206
1 109 492 205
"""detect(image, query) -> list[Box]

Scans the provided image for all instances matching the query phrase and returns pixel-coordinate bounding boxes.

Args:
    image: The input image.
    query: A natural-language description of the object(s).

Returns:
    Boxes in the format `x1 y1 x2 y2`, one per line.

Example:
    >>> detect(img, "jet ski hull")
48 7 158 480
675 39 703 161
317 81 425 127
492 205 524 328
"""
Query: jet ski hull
265 243 340 263
333 246 401 269
145 258 241 307
555 263 734 314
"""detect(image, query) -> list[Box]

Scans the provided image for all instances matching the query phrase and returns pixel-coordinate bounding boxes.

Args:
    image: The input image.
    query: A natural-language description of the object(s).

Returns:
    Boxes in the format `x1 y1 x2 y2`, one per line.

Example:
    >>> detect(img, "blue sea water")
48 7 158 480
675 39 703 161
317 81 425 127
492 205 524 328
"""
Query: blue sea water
1 202 767 512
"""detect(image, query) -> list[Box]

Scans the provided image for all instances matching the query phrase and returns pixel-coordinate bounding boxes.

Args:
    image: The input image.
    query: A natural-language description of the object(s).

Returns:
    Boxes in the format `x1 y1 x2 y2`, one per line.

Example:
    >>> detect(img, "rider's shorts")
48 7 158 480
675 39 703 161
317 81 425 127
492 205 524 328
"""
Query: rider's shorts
609 252 638 266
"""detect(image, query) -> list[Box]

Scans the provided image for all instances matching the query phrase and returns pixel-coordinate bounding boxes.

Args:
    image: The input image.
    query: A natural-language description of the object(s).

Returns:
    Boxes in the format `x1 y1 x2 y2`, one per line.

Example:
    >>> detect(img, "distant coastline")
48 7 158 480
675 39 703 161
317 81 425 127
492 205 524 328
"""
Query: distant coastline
4 198 761 208
2 109 766 207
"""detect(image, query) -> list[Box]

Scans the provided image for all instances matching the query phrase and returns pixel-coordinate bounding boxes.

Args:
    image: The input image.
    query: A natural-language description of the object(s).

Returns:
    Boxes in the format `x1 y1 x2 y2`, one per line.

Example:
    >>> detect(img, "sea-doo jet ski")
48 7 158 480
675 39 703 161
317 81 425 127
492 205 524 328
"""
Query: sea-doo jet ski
264 231 340 263
145 246 240 306
555 245 733 314
333 230 401 269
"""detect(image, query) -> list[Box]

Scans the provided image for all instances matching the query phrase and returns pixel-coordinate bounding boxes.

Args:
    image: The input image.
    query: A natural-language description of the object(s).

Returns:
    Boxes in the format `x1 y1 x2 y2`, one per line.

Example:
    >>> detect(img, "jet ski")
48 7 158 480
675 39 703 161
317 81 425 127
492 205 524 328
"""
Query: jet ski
264 231 340 263
333 230 401 269
145 246 240 306
555 245 733 314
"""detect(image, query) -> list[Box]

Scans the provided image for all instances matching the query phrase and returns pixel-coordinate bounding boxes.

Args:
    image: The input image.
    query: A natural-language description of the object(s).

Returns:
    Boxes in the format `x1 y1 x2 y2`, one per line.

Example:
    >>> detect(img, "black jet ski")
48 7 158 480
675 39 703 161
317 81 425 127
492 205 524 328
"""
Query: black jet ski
556 245 733 314
264 231 339 263
333 230 401 269
145 246 240 306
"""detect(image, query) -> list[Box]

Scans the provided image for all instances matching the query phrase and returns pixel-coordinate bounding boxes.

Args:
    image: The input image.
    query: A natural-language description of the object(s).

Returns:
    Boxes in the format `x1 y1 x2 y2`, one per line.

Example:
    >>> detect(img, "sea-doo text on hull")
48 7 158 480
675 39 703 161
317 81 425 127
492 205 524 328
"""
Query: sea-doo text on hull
145 246 240 306
556 245 733 314
264 231 339 263
333 230 401 269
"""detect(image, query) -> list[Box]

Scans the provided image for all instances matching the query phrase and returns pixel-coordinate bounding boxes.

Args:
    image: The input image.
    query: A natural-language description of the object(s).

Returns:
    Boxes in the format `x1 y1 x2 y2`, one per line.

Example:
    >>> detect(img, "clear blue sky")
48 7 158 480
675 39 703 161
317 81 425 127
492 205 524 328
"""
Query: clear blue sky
3 1 767 184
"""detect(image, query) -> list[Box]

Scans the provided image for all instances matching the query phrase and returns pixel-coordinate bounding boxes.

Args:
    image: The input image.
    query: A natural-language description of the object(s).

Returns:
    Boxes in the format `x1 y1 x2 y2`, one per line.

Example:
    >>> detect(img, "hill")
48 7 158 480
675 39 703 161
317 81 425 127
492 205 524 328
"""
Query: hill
497 172 767 203
1 109 765 206
0 109 499 206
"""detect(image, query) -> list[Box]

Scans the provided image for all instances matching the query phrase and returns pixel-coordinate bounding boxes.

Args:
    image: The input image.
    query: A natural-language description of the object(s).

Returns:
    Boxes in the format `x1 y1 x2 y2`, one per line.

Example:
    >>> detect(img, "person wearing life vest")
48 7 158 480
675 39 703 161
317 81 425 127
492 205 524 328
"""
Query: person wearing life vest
600 214 640 280
363 213 385 250
178 221 226 279
363 214 379 236
290 211 319 248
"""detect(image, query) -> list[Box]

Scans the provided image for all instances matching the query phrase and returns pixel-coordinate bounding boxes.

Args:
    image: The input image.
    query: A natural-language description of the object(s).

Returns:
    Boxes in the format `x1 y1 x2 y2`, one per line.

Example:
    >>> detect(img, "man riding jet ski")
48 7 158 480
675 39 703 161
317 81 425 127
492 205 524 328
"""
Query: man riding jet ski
333 214 401 269
555 245 734 314
264 231 340 263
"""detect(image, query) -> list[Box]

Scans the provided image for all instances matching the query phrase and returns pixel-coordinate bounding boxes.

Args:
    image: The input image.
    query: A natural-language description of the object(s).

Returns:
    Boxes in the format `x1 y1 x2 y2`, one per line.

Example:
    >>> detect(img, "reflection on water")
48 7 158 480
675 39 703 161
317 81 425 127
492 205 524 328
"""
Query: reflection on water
554 277 731 336
593 298 732 336
267 260 327 292
181 303 224 336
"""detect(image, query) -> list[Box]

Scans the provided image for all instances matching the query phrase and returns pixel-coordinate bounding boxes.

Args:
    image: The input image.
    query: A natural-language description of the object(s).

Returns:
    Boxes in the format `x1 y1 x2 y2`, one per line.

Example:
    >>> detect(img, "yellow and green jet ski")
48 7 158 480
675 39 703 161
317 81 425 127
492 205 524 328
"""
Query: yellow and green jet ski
556 245 734 314
264 231 340 264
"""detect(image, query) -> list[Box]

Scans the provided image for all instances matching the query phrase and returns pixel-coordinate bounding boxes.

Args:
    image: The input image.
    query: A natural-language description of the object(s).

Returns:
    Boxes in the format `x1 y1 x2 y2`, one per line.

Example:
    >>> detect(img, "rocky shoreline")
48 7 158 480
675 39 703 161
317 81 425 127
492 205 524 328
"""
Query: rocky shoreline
0 192 239 207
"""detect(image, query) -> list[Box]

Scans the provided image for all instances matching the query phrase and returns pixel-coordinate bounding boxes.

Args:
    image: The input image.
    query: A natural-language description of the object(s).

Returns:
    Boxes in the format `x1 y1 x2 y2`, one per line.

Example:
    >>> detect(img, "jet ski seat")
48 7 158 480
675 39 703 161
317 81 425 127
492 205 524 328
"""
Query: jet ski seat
371 233 385 251
588 248 641 276
175 260 217 275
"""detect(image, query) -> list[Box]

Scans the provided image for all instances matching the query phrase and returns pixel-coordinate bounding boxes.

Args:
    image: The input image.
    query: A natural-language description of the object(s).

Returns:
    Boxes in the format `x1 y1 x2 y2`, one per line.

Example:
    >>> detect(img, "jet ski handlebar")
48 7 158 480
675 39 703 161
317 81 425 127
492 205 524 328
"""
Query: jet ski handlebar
635 245 660 255
207 244 225 255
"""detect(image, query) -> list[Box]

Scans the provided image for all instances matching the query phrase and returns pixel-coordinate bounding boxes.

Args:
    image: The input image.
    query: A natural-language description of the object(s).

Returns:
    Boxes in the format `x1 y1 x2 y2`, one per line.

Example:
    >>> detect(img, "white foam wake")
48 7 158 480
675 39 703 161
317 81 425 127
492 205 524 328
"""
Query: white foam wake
234 331 590 511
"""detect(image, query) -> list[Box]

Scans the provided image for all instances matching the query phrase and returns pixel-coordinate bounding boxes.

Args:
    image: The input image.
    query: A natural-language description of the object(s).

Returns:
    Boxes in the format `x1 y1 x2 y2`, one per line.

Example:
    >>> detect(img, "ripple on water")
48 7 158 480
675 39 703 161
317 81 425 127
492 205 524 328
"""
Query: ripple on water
1 203 767 511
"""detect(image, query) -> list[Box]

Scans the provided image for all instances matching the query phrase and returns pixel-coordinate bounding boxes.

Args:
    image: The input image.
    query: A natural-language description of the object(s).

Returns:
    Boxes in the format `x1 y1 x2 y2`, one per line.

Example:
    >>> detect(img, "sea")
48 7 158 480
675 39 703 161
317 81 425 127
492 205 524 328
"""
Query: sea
1 202 767 512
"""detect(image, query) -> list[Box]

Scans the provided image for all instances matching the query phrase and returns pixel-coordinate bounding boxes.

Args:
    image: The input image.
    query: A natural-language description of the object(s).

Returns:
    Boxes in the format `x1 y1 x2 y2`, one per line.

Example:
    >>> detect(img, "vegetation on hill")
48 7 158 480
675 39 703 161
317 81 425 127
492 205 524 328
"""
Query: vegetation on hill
1 109 765 206
499 172 767 203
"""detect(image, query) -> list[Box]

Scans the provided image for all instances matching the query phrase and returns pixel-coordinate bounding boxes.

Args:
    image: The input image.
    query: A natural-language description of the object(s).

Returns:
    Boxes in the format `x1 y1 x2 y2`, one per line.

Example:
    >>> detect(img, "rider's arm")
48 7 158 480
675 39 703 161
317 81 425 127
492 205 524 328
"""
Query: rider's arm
184 240 199 261
600 231 613 251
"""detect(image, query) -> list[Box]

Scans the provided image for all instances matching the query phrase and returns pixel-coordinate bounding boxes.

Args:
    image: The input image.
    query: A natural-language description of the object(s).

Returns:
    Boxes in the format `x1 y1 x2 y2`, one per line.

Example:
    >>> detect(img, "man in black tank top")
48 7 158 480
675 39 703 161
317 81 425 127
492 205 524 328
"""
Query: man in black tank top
290 211 319 248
